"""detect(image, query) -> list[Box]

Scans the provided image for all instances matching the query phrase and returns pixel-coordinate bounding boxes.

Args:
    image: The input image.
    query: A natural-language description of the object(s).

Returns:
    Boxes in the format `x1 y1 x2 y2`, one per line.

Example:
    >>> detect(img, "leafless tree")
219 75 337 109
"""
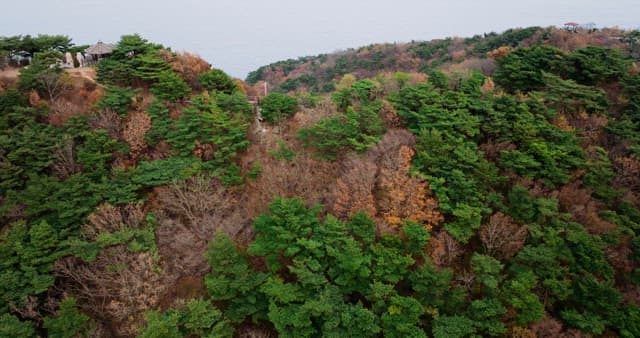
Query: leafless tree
479 212 528 259
9 296 42 321
156 176 244 240
52 134 78 180
54 247 164 337
90 108 123 139
39 70 73 104
82 202 145 239
455 270 476 290
123 111 151 159
428 231 463 267
244 150 338 219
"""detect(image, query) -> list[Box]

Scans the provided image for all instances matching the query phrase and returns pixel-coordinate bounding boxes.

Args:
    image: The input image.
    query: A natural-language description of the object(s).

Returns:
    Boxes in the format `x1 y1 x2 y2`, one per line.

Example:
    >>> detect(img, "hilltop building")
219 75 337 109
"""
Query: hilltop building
85 41 115 64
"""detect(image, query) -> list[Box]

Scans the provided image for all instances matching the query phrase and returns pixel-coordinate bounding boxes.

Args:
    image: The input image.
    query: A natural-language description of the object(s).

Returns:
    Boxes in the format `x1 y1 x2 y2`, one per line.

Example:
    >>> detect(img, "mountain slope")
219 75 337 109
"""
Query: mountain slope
1 28 640 337
247 26 635 93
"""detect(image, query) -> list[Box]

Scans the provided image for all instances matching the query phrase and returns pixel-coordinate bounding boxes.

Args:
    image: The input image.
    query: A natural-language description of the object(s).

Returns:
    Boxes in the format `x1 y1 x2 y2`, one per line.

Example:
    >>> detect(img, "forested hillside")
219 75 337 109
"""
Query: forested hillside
246 26 640 94
1 28 640 337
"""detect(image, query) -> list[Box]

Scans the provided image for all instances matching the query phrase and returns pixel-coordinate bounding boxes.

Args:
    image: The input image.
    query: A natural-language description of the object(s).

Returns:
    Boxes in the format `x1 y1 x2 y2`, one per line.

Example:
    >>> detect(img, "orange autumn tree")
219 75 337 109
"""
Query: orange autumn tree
333 130 443 232
160 51 211 89
333 156 377 219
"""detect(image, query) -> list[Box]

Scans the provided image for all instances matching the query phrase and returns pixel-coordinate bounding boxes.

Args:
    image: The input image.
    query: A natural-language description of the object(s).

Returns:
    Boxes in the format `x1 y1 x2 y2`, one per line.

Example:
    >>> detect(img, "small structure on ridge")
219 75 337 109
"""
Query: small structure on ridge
85 41 115 64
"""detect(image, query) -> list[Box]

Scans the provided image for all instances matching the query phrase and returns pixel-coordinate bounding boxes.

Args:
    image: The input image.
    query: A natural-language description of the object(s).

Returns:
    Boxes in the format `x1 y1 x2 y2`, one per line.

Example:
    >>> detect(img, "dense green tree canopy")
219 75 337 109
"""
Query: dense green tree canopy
494 45 564 92
0 34 72 55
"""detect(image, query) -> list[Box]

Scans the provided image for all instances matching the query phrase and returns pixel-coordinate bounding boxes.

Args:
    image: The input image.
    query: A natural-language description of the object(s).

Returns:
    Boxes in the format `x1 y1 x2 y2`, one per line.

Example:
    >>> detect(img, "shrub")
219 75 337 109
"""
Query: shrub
131 158 200 186
96 86 138 116
215 92 252 117
298 105 384 160
260 93 297 124
43 297 90 338
199 68 237 94
0 314 36 337
555 46 631 85
151 71 191 102
493 45 564 92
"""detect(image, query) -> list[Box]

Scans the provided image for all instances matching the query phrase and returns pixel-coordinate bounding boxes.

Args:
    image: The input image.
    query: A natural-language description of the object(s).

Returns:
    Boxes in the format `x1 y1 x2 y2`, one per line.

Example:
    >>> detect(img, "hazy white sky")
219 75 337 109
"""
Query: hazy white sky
1 0 638 77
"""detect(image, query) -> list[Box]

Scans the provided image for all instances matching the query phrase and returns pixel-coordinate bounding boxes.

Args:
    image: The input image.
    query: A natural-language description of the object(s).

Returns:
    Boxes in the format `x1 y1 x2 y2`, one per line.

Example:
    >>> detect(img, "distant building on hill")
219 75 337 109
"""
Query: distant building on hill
563 22 597 33
10 51 32 66
85 41 115 64
564 22 579 32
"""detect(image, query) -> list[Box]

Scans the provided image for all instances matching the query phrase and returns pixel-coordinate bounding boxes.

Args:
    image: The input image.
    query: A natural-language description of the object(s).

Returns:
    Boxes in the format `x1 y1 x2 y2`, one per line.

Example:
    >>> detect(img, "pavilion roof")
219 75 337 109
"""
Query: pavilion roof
85 41 115 55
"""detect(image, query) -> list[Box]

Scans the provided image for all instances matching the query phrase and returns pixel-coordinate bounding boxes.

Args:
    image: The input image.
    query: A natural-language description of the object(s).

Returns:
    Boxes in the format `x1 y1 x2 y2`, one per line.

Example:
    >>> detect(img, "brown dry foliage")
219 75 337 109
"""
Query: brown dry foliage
9 294 57 322
480 140 516 162
54 202 161 336
454 270 476 290
510 326 536 338
54 248 163 337
605 239 635 274
450 49 467 61
479 212 528 259
51 134 78 180
166 52 211 89
557 180 617 234
487 46 512 59
445 58 497 76
245 150 338 219
90 108 123 139
553 114 574 132
529 315 592 338
86 86 103 106
332 130 443 232
612 156 640 192
159 276 206 309
566 112 608 145
241 121 339 221
622 284 640 306
545 27 627 52
45 77 85 123
123 111 152 159
48 75 101 126
374 72 427 97
428 230 463 267
480 77 496 94
529 316 564 338
155 216 210 278
152 178 249 277
333 157 378 219
295 97 338 128
155 176 243 241
380 99 403 129
152 175 251 296
0 68 18 91
48 100 83 126
376 144 443 230
148 140 172 161
83 202 145 239
192 141 216 161
28 90 41 107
